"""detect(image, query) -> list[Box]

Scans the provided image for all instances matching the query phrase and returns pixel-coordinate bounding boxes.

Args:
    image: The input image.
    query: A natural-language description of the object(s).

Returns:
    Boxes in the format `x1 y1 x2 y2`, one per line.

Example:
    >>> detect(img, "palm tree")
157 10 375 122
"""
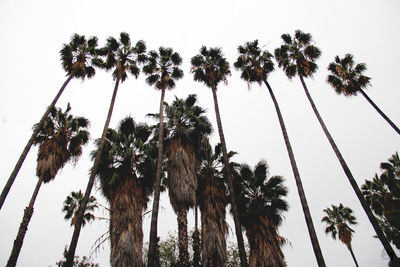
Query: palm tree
361 152 400 249
234 40 326 266
165 95 212 266
327 53 400 135
198 140 229 267
94 117 155 266
64 32 147 266
234 161 288 267
143 46 184 266
62 190 97 227
191 46 248 267
0 34 98 210
7 104 90 267
322 204 359 267
274 29 399 263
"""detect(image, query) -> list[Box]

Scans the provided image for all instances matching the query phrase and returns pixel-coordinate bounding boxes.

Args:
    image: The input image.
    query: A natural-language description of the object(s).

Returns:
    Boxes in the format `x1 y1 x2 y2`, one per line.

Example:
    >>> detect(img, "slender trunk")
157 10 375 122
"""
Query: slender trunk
7 176 44 267
177 207 189 267
211 86 248 267
64 78 121 267
147 87 166 267
348 245 359 267
264 80 326 267
0 75 73 210
299 74 398 262
193 204 201 267
359 89 400 135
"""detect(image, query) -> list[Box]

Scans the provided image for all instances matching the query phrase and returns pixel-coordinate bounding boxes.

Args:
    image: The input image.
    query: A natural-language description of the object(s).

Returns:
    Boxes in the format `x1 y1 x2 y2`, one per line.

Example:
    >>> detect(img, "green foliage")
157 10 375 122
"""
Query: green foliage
59 33 99 79
55 246 99 267
321 203 357 246
142 47 183 90
93 117 156 202
234 40 275 86
62 190 98 227
191 46 231 89
327 53 371 96
233 160 288 227
361 152 400 249
274 29 321 79
96 32 147 82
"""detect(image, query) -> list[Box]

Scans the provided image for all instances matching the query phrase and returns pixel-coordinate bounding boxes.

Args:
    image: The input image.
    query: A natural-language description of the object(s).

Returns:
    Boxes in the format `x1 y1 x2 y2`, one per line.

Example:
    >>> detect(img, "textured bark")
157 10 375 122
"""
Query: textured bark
7 176 44 267
0 75 73 210
211 86 248 267
148 87 166 266
177 208 190 267
246 217 286 267
299 74 398 262
167 138 197 211
264 80 326 267
109 177 145 267
65 78 121 267
199 175 227 267
359 89 400 135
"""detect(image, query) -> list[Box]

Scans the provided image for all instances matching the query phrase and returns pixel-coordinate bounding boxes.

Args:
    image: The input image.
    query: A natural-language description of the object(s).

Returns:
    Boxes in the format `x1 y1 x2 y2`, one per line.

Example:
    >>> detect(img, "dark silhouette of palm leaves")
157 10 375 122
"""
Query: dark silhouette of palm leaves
96 32 146 82
62 190 97 227
274 30 321 79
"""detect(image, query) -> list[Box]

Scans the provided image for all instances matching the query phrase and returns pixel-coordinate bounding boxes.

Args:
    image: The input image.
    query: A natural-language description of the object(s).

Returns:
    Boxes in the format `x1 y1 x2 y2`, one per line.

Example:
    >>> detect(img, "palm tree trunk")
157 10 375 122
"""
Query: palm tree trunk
299 74 399 262
348 246 359 267
64 78 121 267
211 86 248 267
192 204 201 267
264 80 326 267
148 87 166 267
0 75 73 210
7 176 44 267
359 89 400 135
177 207 189 267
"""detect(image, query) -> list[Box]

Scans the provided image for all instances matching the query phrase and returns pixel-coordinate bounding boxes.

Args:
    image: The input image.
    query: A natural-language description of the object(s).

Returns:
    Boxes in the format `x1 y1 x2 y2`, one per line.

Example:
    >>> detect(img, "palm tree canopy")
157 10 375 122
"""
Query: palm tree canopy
33 103 90 183
191 46 231 89
327 53 371 96
234 40 275 86
321 204 357 247
274 30 321 79
142 47 184 90
93 116 156 202
96 32 147 82
234 160 288 227
62 190 98 227
163 94 212 154
60 33 99 79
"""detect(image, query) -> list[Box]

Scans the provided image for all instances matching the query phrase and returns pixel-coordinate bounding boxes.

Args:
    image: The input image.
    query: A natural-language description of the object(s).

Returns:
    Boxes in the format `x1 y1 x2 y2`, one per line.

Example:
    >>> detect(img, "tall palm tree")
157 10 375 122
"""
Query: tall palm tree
274 29 399 263
65 32 147 267
144 46 184 266
191 46 248 267
327 53 400 135
361 152 400 249
0 34 98 210
94 117 155 266
7 104 90 267
234 161 288 267
322 204 359 267
148 94 212 266
198 140 229 267
234 40 326 266
166 95 212 266
62 190 97 227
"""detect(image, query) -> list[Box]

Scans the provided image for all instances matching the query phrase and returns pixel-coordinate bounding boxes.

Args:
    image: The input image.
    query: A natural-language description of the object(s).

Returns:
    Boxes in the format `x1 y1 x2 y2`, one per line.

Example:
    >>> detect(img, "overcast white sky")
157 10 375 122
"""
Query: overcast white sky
0 0 399 266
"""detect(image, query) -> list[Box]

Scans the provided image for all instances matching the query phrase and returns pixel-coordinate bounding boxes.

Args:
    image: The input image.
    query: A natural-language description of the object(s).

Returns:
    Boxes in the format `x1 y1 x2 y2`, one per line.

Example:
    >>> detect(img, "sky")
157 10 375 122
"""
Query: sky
0 0 399 266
